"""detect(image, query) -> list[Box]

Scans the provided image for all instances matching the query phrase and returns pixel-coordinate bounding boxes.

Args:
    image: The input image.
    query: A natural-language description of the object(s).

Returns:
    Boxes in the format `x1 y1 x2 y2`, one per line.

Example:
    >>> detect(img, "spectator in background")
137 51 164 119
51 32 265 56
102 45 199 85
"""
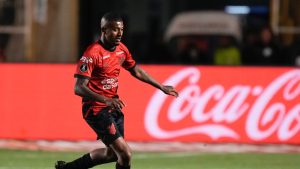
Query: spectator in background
213 36 241 65
287 36 300 66
179 41 200 64
242 30 258 65
177 36 210 65
253 26 282 66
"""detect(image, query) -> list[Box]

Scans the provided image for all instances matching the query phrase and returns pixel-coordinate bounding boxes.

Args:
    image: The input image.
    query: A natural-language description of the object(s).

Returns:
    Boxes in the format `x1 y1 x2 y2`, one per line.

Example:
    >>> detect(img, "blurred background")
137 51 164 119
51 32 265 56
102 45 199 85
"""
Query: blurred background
0 0 300 66
1 1 300 169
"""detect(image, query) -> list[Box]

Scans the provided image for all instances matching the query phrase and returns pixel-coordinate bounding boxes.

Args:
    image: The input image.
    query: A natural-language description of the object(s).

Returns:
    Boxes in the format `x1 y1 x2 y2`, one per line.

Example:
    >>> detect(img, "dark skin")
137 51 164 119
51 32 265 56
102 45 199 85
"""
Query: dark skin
74 19 178 167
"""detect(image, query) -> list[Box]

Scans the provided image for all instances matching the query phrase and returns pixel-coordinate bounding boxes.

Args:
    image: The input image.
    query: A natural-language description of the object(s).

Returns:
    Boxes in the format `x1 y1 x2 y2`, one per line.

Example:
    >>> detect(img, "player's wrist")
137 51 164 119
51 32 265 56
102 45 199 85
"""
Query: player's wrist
159 85 165 92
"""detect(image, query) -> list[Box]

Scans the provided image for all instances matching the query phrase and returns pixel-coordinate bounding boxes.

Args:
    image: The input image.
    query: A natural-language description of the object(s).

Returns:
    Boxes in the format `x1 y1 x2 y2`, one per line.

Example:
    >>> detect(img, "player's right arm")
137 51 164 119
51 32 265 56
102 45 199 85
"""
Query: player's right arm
74 77 125 110
74 77 106 102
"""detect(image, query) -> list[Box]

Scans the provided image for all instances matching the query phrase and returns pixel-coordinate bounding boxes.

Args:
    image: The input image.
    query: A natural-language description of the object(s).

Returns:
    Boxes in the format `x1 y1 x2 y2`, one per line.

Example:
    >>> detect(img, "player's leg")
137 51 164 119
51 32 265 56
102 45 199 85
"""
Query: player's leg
109 137 132 169
55 147 117 169
83 107 121 165
90 147 117 164
55 139 131 169
55 108 119 169
104 109 131 169
55 108 127 169
108 109 131 168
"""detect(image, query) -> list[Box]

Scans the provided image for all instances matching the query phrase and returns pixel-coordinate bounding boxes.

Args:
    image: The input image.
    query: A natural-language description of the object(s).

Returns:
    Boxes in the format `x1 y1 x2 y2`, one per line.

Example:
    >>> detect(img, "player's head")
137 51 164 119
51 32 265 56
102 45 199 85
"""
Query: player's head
100 12 124 46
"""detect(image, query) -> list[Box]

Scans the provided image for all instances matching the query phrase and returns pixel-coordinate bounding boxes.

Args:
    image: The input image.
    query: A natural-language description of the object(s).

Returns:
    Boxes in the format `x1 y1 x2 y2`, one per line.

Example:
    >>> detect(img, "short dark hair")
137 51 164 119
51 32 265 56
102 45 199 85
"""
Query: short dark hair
101 12 123 28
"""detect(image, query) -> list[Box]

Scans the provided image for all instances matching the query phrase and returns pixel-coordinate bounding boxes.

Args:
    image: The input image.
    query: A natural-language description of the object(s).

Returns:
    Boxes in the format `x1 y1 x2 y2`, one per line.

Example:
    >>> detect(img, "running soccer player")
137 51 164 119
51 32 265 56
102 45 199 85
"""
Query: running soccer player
55 12 178 169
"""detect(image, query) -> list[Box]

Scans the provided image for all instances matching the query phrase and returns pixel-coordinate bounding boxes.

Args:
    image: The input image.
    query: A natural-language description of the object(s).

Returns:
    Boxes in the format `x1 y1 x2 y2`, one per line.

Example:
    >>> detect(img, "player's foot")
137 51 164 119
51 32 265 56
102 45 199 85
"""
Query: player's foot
55 161 67 169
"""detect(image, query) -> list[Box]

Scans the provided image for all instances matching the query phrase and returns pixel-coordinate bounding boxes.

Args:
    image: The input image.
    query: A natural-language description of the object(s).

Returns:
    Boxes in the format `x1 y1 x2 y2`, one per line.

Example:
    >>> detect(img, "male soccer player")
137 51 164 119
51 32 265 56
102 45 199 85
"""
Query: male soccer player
55 12 178 169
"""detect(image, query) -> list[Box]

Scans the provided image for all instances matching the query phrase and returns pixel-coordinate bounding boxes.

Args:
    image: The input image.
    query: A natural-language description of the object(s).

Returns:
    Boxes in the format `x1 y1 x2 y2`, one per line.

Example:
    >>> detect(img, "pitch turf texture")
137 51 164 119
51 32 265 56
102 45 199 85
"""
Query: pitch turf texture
0 149 299 169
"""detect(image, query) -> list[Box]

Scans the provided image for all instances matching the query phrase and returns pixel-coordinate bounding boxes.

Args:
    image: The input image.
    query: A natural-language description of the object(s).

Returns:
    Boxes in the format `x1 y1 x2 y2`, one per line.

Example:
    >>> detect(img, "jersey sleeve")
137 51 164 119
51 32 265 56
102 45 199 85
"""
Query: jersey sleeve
74 55 98 79
121 44 136 69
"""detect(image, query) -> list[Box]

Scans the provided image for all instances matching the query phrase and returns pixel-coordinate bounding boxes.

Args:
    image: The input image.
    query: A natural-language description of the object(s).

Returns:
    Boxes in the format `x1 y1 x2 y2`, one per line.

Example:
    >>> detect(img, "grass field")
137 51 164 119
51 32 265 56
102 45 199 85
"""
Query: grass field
0 149 299 169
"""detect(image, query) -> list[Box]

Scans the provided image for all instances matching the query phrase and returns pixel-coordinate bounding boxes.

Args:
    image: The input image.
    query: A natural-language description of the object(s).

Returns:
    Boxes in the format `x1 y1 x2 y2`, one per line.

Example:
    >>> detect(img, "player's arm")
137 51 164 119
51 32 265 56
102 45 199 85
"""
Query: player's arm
127 65 178 97
74 77 125 110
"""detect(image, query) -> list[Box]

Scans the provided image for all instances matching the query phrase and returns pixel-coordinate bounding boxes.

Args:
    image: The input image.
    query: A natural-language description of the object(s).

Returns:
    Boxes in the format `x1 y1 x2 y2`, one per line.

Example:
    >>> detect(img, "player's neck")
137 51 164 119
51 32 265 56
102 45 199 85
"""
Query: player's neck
99 37 116 52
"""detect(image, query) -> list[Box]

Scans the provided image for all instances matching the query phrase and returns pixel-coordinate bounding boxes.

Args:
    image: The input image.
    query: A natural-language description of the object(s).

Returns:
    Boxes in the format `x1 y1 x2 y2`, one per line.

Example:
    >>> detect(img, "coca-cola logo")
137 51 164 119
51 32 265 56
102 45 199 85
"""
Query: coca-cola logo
145 67 300 142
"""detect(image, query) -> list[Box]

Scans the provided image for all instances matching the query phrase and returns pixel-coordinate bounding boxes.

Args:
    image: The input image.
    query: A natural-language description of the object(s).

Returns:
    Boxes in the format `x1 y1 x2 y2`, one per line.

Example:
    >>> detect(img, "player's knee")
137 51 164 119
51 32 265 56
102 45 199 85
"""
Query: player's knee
119 149 132 164
106 148 118 161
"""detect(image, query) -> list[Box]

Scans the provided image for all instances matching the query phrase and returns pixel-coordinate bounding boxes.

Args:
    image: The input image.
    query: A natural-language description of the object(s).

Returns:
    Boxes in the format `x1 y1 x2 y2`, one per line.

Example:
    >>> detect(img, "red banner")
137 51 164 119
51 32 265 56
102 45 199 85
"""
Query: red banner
0 64 299 144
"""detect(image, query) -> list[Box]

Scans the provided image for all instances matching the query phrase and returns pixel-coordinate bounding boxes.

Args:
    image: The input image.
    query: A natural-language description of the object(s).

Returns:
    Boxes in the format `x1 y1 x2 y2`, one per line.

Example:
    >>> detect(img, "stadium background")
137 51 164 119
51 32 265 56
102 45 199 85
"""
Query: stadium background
0 0 300 169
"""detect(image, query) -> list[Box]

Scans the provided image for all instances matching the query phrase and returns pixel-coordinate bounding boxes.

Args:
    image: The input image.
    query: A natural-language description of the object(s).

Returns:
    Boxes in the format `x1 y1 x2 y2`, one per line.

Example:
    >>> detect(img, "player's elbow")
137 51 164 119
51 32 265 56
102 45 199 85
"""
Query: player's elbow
130 68 143 79
74 86 80 96
74 84 84 97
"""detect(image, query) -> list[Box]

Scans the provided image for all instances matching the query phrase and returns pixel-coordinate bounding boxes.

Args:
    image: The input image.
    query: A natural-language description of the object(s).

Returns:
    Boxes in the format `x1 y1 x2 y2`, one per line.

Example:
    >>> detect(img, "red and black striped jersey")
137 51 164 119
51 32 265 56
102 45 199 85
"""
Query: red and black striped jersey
74 41 136 113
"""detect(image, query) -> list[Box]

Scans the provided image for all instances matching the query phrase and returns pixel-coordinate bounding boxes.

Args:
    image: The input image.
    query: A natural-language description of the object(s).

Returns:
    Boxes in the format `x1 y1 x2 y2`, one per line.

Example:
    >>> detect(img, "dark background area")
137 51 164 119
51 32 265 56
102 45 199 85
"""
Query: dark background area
79 0 272 64
1 0 299 65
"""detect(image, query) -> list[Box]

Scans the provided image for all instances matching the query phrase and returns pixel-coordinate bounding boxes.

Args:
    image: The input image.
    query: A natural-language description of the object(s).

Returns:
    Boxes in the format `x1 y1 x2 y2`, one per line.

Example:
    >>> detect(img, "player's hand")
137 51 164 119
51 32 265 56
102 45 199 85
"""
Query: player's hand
105 98 126 111
161 85 179 98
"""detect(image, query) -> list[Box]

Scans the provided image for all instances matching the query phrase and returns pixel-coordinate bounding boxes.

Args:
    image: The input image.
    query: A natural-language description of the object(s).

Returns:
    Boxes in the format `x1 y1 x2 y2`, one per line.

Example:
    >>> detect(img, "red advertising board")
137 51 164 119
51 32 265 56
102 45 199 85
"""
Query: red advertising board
0 64 299 144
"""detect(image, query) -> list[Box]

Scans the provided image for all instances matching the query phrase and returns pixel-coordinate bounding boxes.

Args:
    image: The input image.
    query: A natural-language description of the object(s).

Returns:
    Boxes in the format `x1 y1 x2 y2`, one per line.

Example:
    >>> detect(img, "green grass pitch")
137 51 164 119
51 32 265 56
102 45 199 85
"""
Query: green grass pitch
0 149 299 169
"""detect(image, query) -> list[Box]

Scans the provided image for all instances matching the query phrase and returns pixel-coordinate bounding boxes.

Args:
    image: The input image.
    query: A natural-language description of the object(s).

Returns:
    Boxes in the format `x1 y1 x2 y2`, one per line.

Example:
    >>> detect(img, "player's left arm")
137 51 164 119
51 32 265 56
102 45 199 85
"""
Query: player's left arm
127 65 178 97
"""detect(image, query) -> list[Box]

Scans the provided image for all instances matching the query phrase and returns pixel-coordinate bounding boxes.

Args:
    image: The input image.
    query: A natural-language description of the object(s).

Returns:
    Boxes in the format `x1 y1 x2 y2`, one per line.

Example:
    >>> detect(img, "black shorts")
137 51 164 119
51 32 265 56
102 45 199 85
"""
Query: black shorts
83 107 124 146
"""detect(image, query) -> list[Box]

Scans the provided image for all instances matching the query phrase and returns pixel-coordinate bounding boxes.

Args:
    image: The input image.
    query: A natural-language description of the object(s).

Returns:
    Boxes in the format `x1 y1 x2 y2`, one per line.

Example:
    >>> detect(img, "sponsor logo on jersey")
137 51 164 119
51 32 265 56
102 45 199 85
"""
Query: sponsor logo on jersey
80 56 93 63
101 78 118 90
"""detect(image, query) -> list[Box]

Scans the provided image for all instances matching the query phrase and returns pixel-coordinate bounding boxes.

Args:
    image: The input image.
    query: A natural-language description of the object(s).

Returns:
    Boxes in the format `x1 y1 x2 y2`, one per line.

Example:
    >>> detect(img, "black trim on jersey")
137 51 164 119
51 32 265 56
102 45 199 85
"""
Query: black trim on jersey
74 74 91 79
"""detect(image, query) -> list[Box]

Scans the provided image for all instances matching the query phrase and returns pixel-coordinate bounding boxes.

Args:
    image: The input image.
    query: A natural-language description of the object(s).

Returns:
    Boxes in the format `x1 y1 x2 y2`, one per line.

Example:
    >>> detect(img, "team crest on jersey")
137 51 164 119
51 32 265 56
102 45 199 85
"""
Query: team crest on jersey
80 64 88 72
80 56 93 63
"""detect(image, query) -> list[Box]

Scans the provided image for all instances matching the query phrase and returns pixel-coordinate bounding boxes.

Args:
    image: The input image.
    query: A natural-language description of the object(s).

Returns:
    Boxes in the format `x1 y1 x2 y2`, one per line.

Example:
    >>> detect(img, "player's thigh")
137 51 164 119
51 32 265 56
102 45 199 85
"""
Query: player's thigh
85 108 123 146
114 110 124 137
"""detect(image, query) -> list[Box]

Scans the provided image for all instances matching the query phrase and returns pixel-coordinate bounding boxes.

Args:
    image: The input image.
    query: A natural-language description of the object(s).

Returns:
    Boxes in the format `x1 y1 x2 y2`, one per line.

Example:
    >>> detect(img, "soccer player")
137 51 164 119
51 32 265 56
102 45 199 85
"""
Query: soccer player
55 12 178 169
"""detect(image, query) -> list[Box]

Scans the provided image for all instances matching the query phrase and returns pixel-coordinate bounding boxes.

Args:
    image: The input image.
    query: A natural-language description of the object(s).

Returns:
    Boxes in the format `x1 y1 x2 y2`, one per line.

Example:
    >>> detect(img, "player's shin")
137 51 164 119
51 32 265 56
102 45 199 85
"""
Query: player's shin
64 153 95 169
